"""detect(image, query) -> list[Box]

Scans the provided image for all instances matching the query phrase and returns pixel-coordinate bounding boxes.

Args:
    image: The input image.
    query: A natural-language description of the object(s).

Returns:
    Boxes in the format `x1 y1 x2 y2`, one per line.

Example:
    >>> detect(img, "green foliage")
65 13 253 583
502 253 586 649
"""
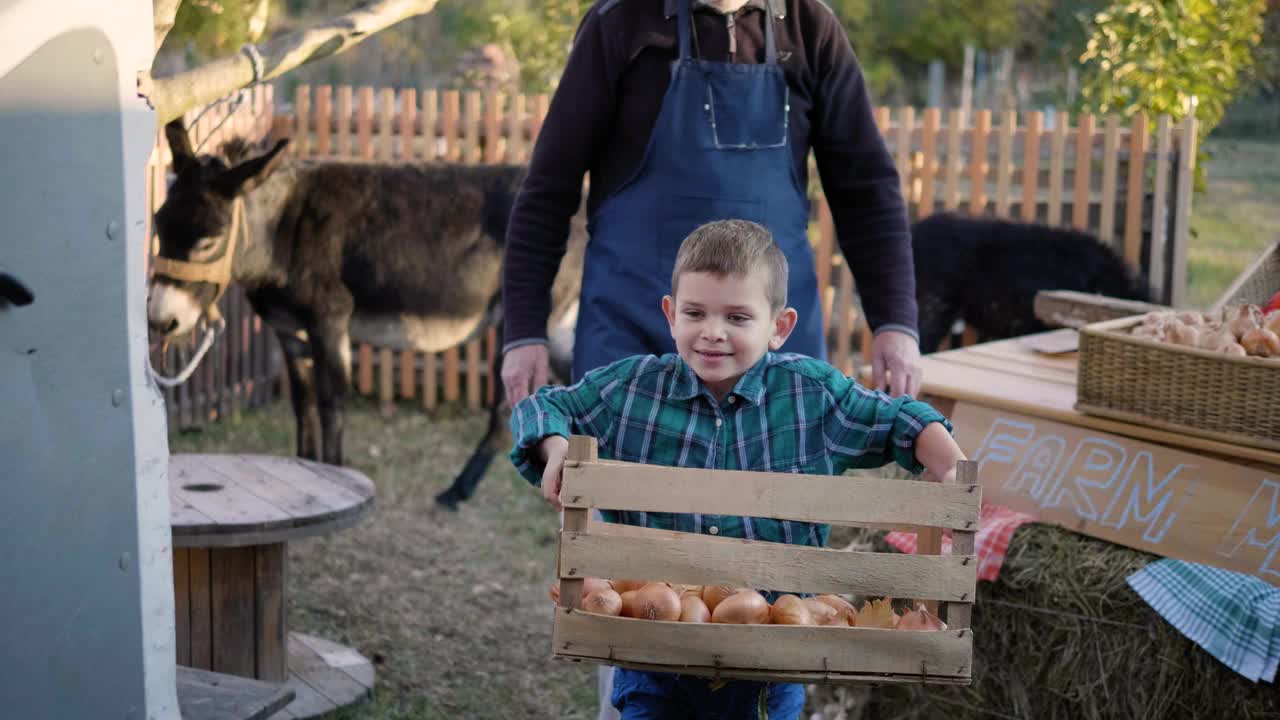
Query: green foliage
167 0 272 62
491 0 581 92
1079 0 1267 142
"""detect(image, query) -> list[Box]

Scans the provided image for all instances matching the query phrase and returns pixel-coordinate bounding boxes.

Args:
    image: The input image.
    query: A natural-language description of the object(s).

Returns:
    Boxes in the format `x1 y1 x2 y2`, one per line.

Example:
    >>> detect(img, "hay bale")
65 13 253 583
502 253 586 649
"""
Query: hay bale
811 524 1280 720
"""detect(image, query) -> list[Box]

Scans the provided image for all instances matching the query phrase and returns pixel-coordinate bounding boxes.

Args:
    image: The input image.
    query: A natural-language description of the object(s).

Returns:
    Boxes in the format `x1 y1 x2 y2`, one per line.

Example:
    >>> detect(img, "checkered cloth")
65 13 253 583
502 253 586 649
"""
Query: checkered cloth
884 503 1036 582
1127 559 1280 683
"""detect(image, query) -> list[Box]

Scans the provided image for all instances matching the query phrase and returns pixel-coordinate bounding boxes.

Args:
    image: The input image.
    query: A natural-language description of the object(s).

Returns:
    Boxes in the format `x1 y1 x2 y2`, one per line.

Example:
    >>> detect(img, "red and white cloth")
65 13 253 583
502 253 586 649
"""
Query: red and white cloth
884 503 1036 582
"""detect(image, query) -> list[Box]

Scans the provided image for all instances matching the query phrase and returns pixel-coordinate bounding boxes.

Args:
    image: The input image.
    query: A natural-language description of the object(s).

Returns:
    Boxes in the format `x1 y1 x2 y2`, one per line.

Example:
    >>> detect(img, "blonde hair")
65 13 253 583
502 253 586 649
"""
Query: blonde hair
671 219 788 312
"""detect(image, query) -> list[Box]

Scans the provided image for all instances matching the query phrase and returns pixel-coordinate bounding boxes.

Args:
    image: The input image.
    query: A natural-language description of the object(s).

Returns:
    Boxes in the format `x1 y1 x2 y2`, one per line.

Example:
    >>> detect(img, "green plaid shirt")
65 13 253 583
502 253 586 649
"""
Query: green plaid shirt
510 352 951 548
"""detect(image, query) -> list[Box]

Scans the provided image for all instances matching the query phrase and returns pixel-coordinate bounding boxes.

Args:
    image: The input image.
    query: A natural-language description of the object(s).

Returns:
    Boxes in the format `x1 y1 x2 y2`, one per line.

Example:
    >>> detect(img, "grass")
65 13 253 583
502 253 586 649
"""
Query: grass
169 399 600 719
1184 137 1280 309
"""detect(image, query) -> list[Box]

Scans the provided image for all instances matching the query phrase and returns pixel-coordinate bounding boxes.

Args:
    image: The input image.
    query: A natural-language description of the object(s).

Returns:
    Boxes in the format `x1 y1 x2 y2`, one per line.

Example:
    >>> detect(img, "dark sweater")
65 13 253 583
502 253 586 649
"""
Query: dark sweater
502 0 917 348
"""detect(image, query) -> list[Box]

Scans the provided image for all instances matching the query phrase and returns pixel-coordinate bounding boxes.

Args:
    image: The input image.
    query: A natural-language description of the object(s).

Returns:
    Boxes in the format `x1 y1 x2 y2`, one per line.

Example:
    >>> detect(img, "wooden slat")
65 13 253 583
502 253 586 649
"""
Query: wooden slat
174 548 191 667
918 108 939 217
189 548 213 670
292 632 376 690
463 91 482 164
1149 115 1173 303
287 634 371 710
379 347 394 412
1099 115 1120 243
483 92 505 164
559 437 597 611
441 90 460 161
466 339 482 409
994 110 1016 218
1124 113 1148 265
487 327 498 406
314 85 331 156
894 107 914 204
929 351 1075 387
211 547 256 677
1047 110 1068 225
293 85 309 157
507 93 526 161
1021 111 1042 221
561 460 980 530
942 109 963 211
176 666 294 720
1170 108 1197 308
968 110 990 214
443 347 460 402
420 88 437 159
560 531 974 600
378 87 395 162
423 350 437 410
815 197 833 333
837 264 856 376
554 610 972 680
944 462 977 630
1072 113 1095 230
255 543 287 682
335 85 352 157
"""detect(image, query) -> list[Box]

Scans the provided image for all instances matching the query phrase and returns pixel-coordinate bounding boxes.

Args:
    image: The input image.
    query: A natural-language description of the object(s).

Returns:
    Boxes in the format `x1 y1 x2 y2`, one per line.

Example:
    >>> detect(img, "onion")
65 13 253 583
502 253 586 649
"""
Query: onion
620 590 640 618
711 590 771 624
770 595 814 625
679 594 711 623
1265 311 1280 337
1226 305 1262 339
584 589 623 616
805 597 845 626
1167 323 1200 347
549 577 613 606
1220 341 1249 357
896 602 948 631
1241 328 1280 357
701 585 739 613
610 579 647 594
858 597 899 629
631 583 682 621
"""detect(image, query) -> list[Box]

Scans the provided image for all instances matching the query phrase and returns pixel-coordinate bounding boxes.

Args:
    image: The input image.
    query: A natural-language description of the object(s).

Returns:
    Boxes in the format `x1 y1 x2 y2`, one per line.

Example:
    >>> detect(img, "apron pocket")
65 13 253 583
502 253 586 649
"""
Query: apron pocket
658 194 764 277
703 71 789 150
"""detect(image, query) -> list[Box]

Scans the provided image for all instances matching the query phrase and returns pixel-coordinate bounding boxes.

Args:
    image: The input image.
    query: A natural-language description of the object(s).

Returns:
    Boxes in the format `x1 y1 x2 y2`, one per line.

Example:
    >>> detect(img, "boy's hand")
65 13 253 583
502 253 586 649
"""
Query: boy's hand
538 436 570 511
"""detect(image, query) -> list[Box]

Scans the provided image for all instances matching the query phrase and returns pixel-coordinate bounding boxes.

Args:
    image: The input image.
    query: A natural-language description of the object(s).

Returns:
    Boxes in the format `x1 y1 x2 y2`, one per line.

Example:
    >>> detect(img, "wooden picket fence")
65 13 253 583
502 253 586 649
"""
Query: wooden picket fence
149 83 1196 425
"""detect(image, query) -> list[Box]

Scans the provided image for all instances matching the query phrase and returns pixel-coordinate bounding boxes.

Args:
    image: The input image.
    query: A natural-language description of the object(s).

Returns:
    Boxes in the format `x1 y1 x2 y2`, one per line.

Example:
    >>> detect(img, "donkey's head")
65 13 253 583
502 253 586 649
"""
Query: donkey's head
147 119 289 339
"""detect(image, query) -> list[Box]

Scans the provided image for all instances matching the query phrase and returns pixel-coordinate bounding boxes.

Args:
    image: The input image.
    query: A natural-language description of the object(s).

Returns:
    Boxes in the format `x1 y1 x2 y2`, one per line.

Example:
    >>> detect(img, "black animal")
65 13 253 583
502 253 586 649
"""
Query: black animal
911 213 1151 353
147 120 582 509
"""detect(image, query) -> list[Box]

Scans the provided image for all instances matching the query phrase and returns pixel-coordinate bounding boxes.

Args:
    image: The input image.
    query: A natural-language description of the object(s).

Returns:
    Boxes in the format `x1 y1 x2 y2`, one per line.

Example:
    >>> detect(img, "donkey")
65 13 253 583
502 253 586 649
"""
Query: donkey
147 120 582 509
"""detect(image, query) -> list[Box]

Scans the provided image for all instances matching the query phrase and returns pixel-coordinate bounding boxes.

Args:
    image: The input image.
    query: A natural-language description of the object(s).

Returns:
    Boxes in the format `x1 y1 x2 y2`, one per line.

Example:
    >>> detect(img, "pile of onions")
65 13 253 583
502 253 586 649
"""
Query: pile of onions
547 580 946 632
1130 305 1280 359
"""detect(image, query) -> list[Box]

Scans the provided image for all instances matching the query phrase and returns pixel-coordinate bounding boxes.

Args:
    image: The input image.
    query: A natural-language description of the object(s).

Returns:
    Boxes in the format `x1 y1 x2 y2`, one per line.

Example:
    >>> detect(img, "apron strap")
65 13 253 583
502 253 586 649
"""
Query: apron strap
676 0 692 60
763 1 777 64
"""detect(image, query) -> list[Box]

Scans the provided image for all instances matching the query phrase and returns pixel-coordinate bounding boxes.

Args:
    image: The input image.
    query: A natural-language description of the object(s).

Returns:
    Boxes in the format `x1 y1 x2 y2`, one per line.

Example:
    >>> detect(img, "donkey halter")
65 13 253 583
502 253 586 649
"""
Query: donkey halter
149 197 245 326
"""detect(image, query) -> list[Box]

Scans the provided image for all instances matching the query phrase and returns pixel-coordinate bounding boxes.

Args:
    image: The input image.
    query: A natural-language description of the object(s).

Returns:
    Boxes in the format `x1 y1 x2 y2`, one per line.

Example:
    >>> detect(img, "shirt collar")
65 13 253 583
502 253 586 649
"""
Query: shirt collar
664 0 786 19
669 352 771 406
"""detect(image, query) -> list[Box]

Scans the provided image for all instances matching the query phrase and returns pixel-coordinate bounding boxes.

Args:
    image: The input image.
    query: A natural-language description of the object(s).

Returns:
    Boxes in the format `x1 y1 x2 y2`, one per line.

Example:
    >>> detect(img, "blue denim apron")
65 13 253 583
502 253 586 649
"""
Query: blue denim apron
573 0 824 381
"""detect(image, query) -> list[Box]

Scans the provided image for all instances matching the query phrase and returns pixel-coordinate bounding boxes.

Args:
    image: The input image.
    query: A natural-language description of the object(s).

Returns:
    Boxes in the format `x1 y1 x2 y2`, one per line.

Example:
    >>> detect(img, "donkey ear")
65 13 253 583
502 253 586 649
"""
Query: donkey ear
165 119 197 175
215 138 290 197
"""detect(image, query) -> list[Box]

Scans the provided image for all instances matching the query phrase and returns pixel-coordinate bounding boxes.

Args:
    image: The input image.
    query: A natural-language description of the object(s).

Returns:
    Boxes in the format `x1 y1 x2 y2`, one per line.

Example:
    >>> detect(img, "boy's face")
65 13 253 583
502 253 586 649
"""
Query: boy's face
662 270 797 398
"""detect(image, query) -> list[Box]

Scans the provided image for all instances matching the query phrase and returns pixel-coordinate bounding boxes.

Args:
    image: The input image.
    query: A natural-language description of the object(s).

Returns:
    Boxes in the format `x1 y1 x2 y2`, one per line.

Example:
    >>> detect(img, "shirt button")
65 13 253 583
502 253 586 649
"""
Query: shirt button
715 418 723 428
709 526 719 535
727 396 736 404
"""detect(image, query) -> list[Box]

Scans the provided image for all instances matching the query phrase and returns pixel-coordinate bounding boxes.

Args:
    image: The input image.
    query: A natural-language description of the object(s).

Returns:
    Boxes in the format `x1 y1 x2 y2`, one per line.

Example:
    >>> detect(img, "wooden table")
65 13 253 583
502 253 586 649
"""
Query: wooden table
170 454 377 719
916 330 1280 585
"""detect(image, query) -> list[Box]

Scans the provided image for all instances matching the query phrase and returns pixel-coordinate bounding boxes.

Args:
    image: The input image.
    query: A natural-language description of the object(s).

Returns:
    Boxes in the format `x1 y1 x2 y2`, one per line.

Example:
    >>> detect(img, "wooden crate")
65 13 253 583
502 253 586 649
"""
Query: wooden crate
552 437 981 686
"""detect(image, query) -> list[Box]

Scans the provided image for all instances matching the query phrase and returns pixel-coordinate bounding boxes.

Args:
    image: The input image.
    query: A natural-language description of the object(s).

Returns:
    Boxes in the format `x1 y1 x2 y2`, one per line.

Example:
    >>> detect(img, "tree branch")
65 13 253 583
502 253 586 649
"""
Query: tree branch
148 0 439 126
154 0 185 54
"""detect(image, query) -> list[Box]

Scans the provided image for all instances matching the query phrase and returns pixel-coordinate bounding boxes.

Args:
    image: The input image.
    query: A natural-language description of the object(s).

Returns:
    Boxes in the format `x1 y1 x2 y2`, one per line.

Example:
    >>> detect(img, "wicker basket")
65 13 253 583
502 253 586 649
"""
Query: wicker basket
1076 316 1280 452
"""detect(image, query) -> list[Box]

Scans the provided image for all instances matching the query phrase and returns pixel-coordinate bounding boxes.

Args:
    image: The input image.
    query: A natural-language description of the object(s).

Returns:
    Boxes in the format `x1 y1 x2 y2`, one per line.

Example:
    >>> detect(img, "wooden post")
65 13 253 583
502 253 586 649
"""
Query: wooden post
943 460 977 630
1149 115 1173 304
894 107 914 207
1021 110 1042 222
1171 103 1198 308
508 93 527 161
1047 110 1068 226
815 195 834 335
314 85 331 156
942 109 963 211
919 108 939 218
1100 115 1121 245
293 84 310 157
336 85 352 157
356 87 375 396
1124 113 1148 266
559 436 597 611
483 91 505 164
1072 113 1095 231
968 110 990 215
994 110 1016 218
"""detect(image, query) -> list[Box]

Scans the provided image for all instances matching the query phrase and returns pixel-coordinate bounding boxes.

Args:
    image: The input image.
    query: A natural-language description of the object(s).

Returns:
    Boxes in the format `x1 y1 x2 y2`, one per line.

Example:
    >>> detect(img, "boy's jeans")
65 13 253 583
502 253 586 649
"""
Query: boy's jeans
610 667 805 719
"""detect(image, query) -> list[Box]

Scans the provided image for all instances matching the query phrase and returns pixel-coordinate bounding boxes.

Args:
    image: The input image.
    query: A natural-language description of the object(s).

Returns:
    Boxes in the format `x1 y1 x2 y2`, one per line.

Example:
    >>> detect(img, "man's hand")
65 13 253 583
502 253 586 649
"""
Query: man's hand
871 329 923 398
503 343 551 408
539 435 570 511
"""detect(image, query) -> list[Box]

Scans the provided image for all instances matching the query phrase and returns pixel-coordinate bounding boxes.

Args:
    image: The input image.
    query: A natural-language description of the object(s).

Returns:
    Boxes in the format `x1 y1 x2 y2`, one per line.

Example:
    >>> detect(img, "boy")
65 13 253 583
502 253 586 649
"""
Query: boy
509 219 965 719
